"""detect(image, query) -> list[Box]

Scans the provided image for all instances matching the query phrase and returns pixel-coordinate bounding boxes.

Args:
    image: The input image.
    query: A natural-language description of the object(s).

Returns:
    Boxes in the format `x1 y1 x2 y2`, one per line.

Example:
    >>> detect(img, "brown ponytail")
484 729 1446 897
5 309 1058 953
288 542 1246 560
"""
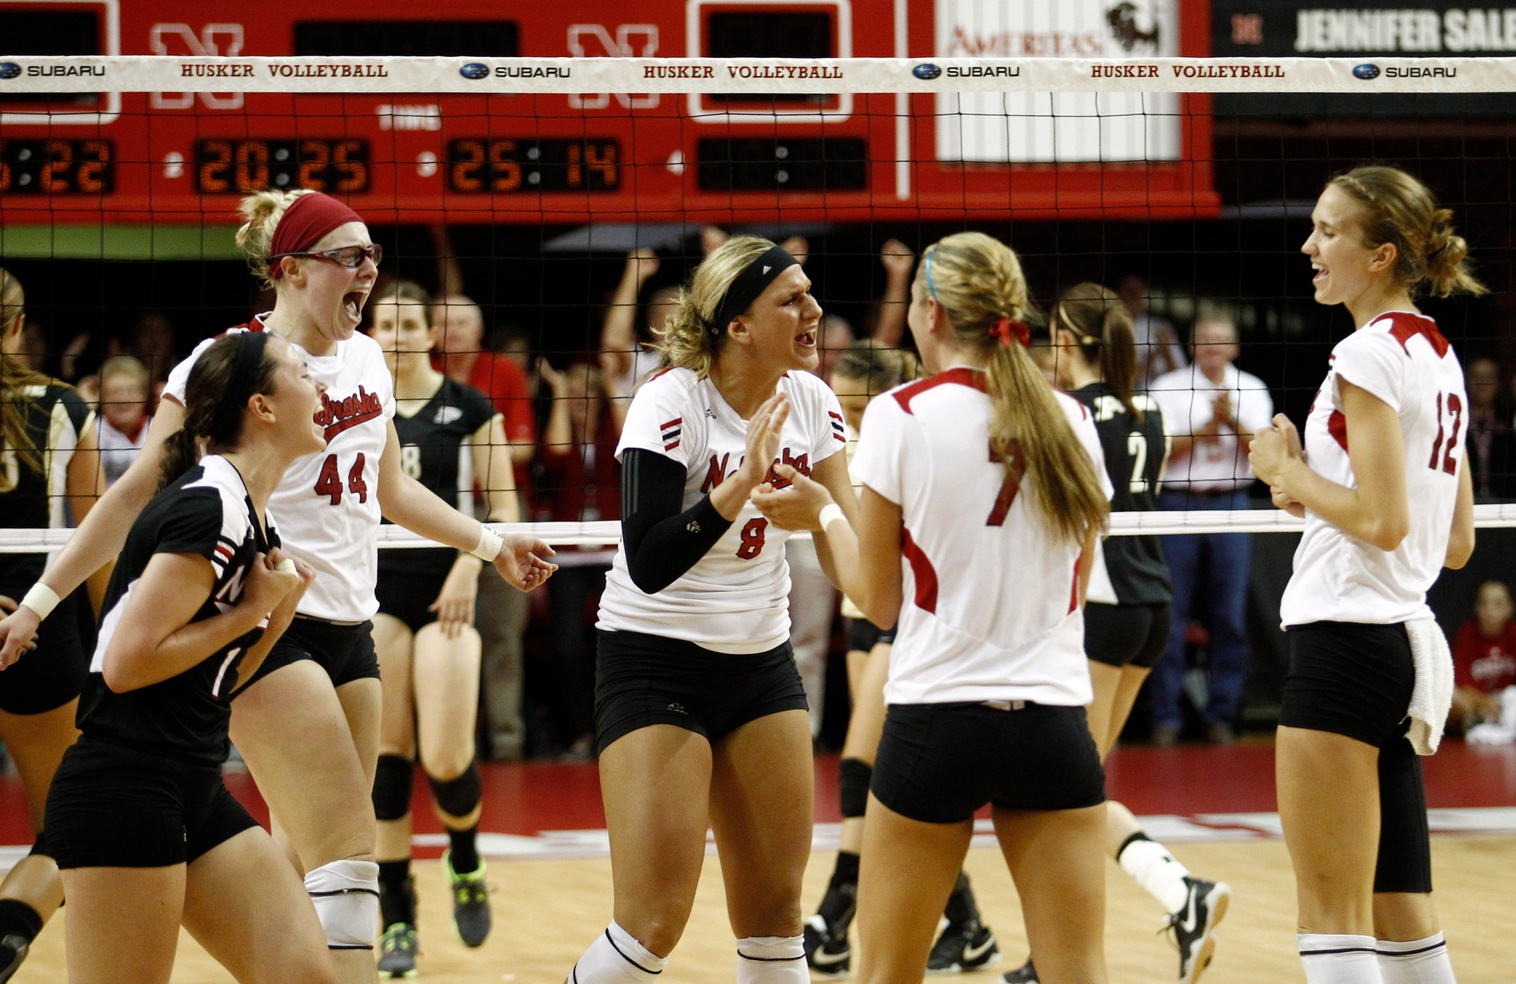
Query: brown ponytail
1 268 56 477
159 333 280 489
1053 282 1141 420
922 234 1108 546
1330 166 1487 299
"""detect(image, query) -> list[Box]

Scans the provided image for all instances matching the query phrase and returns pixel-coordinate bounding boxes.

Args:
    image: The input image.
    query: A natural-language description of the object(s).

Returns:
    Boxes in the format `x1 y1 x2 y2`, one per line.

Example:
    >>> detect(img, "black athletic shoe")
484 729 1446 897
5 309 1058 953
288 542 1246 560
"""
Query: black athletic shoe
1002 956 1038 983
444 849 492 948
1167 877 1231 984
377 922 418 979
0 934 28 984
803 881 856 976
927 918 999 973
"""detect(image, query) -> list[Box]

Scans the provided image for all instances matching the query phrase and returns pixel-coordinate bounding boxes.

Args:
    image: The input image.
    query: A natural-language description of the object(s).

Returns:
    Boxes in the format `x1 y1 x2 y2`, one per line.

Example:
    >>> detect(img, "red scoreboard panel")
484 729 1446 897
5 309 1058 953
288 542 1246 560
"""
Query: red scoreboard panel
0 0 1217 225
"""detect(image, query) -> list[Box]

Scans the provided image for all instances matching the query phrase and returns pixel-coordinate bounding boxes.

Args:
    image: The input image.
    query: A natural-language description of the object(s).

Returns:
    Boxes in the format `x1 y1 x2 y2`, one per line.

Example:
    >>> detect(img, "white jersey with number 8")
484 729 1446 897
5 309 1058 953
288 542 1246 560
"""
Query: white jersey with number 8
1281 312 1467 626
597 367 846 654
164 316 395 622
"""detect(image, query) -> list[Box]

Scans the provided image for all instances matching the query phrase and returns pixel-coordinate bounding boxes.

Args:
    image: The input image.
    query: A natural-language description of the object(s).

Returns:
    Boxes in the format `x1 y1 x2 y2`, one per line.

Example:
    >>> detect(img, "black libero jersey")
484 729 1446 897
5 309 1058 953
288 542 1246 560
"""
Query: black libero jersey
1071 381 1173 606
378 376 497 577
0 382 93 586
77 455 276 766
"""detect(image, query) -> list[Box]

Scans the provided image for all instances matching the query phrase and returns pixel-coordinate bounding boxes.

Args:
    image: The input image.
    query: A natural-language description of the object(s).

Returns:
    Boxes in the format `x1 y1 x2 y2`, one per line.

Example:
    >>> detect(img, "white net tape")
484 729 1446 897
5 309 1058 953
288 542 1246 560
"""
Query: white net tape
0 55 1509 96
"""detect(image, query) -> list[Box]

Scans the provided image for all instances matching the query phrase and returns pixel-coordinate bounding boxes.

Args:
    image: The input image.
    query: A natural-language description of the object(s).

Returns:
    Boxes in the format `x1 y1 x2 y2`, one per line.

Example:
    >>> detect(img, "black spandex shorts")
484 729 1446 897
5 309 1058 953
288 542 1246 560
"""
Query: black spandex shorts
594 630 809 754
845 616 896 654
46 737 258 869
1084 602 1170 669
235 616 379 694
375 551 455 634
1280 620 1431 894
871 701 1106 824
0 587 88 715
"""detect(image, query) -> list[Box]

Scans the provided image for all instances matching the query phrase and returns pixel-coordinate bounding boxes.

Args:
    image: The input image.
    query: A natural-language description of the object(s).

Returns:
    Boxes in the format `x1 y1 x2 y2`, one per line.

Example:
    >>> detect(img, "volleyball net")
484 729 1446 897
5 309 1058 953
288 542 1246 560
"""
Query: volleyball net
4 41 1516 554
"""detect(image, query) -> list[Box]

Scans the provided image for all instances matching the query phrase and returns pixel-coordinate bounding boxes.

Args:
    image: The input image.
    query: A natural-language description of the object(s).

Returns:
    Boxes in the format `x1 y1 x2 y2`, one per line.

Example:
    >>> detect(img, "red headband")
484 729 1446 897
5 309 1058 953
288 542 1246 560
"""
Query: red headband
267 193 363 279
989 316 1030 349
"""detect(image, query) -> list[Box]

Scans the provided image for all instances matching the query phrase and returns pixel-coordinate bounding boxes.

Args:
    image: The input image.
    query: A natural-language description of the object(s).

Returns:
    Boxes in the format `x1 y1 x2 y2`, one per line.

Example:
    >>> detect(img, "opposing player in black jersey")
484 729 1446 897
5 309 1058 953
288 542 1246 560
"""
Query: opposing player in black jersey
0 268 105 982
44 331 334 984
1002 283 1229 984
366 281 519 977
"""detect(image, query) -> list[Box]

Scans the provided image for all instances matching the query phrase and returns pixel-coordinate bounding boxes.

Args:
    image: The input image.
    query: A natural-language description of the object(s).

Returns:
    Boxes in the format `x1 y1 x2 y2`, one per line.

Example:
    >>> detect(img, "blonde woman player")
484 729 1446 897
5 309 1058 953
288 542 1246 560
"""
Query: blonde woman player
0 191 555 984
1251 166 1480 984
367 280 519 977
565 235 857 984
755 231 1114 984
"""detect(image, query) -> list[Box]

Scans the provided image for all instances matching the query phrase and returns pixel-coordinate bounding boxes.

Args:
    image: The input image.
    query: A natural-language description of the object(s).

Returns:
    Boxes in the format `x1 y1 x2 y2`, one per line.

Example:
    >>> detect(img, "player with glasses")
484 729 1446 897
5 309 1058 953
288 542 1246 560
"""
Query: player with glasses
270 244 384 269
0 190 557 984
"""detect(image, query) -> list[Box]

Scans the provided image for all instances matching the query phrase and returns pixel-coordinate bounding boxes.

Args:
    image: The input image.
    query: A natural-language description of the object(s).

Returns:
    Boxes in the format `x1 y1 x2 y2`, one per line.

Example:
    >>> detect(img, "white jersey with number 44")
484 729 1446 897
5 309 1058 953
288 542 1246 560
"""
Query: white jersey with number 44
1281 312 1468 626
164 316 395 622
597 367 846 654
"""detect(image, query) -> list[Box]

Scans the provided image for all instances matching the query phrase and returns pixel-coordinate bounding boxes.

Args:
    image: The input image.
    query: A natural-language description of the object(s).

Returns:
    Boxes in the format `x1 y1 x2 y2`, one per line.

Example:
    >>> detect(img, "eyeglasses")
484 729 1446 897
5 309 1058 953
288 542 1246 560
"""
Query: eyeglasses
270 244 382 269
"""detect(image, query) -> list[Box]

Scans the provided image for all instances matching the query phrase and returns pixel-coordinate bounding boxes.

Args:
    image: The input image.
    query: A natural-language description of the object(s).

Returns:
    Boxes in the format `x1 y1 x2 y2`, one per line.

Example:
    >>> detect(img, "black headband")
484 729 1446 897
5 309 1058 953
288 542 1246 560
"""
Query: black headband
708 245 800 336
207 331 272 443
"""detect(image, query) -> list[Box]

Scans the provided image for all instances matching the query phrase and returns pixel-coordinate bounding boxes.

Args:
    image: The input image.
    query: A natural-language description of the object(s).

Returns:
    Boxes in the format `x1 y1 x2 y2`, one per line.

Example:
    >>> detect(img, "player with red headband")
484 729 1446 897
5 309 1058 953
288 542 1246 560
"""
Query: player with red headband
0 190 557 983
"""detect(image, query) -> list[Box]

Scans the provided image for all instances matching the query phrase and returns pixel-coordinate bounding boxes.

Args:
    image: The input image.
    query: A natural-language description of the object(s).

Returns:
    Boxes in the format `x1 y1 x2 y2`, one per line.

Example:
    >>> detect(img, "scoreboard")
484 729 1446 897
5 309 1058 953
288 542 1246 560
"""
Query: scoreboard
0 0 1217 224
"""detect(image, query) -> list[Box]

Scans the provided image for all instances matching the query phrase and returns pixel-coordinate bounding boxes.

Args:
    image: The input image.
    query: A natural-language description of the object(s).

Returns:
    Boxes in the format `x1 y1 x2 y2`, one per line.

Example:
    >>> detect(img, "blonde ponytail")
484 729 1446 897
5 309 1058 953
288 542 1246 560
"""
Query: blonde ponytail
924 234 1108 545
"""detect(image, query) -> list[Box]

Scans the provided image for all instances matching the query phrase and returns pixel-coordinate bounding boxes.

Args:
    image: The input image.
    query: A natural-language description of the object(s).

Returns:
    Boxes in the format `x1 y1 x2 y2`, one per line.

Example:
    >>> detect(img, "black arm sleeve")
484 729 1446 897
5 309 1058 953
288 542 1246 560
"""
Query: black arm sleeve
620 448 735 595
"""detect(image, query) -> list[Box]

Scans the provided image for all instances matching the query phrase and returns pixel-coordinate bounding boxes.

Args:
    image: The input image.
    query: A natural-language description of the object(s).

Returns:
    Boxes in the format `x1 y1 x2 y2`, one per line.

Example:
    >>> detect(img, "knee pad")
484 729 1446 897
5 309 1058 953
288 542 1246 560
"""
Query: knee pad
427 761 482 819
28 831 49 858
838 758 872 819
304 859 379 950
372 755 413 822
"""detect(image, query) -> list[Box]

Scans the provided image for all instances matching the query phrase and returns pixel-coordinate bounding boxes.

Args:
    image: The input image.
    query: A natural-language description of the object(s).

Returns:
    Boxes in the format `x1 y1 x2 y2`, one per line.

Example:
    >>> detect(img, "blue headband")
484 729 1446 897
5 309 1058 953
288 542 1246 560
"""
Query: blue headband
924 248 940 302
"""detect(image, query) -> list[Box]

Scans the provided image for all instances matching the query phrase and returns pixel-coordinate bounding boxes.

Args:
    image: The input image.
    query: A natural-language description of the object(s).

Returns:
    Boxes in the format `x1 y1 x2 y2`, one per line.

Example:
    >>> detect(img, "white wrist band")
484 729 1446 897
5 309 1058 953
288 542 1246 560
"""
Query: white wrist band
817 503 847 532
20 583 60 621
471 525 506 561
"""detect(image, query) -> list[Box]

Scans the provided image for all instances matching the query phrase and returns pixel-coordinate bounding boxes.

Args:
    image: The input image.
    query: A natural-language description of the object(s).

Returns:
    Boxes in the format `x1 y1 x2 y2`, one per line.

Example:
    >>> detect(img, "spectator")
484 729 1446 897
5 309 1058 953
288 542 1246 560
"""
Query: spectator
1117 274 1188 389
869 239 915 347
113 310 177 384
1148 315 1274 745
536 361 622 757
600 247 680 432
430 294 537 762
1452 581 1516 732
1465 355 1514 501
95 355 152 488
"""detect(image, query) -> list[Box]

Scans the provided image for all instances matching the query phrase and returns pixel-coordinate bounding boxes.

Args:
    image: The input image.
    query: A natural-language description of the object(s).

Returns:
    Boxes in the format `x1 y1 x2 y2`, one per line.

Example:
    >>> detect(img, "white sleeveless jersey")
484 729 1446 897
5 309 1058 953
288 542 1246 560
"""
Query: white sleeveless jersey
1280 312 1467 626
851 367 1113 706
165 317 395 621
597 367 846 653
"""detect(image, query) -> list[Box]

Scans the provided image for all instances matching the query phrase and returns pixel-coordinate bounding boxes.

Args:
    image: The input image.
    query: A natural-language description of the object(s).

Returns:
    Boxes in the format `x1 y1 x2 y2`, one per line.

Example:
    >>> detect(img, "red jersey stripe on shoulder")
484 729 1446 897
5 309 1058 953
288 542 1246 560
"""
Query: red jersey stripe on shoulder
900 527 939 614
647 367 674 383
1328 409 1349 451
891 367 986 415
1380 312 1450 358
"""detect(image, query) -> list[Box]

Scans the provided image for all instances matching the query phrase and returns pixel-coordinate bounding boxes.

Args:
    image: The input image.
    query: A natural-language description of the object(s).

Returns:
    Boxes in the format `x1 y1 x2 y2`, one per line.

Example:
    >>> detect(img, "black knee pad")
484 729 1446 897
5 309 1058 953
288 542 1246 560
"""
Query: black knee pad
372 754 414 822
427 762 482 819
839 758 872 819
28 831 49 858
1374 735 1433 894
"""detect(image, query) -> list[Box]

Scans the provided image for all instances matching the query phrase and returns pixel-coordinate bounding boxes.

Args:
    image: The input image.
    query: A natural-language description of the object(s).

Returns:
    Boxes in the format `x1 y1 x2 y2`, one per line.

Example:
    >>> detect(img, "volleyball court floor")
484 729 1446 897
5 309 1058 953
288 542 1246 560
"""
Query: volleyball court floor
2 739 1512 982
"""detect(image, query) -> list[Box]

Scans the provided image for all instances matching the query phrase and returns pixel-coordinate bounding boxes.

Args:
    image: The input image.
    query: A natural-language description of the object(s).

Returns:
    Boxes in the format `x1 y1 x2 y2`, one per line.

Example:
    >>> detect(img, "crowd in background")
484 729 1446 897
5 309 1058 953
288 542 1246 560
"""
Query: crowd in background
11 231 1516 759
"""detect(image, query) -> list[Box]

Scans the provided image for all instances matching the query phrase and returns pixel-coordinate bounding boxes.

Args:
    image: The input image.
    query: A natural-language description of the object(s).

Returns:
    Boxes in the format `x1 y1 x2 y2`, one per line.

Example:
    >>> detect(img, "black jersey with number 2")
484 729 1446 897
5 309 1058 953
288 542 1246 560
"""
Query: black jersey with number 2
1070 381 1172 605
0 382 93 587
76 455 277 766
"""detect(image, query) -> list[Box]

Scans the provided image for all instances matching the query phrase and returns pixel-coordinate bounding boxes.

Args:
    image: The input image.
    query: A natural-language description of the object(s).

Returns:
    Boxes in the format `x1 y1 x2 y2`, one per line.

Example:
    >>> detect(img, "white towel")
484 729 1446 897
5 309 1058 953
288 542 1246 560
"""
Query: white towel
1405 618 1453 755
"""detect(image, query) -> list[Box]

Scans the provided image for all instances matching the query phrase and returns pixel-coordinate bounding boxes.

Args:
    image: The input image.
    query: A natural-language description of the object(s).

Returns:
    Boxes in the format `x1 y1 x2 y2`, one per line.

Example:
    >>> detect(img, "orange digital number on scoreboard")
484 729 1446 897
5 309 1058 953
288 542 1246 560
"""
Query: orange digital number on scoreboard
195 140 371 195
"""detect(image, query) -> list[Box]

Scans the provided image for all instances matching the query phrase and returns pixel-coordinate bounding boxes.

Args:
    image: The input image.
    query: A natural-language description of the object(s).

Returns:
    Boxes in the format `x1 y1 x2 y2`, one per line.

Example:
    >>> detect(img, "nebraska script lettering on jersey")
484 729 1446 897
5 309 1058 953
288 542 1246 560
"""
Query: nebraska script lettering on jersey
700 448 812 493
316 386 384 443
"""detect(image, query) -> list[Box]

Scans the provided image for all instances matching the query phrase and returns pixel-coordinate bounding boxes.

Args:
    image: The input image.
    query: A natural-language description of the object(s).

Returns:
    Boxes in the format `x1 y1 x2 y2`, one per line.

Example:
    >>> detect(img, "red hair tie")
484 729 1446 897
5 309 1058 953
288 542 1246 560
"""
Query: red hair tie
990 316 1030 349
